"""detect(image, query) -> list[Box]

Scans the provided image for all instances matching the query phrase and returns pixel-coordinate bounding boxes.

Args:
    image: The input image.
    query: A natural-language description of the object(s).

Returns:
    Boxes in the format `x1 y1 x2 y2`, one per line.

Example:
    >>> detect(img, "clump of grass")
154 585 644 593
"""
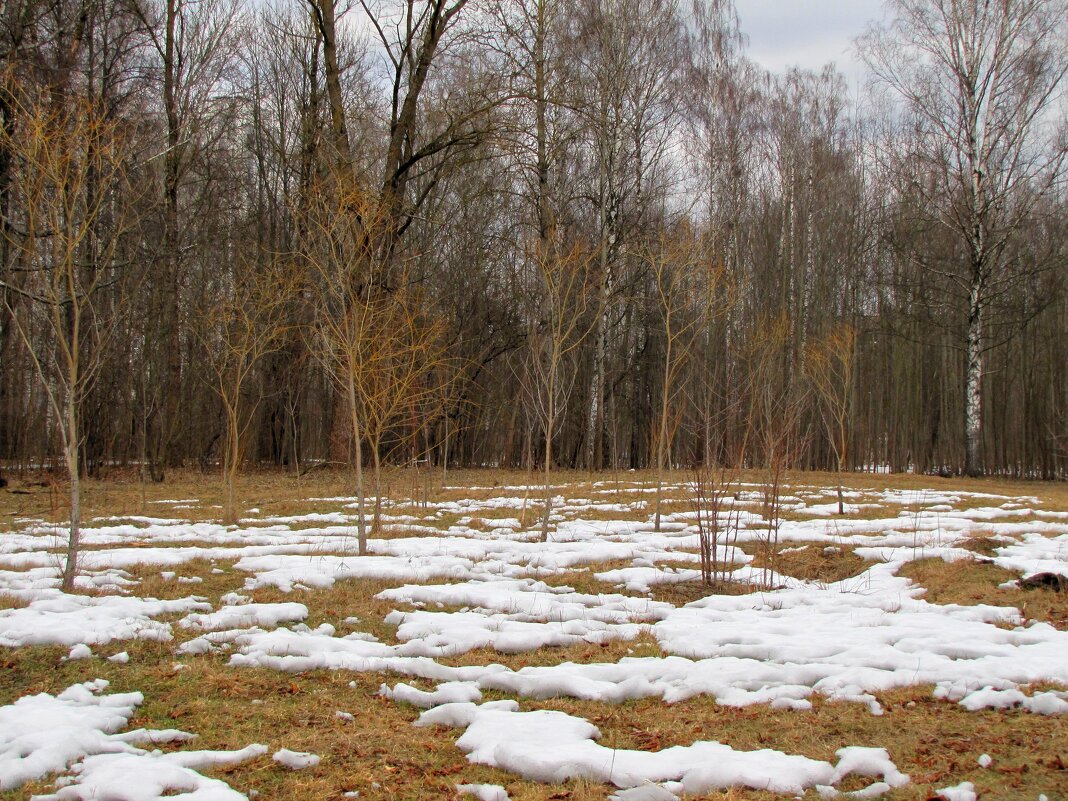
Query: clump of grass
650 578 757 606
959 535 1003 557
763 544 867 584
0 594 28 611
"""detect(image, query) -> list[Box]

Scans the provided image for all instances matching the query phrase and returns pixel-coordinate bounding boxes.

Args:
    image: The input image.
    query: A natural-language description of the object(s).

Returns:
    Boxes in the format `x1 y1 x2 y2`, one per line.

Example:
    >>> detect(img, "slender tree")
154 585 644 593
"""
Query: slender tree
1 98 132 589
199 254 296 524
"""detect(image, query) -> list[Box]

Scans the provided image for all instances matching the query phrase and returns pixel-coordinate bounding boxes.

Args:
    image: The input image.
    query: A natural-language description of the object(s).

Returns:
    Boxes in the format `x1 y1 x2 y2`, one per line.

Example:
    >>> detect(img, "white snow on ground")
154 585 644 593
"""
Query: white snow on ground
456 783 511 800
0 680 265 798
416 701 908 796
38 747 269 801
0 592 210 647
381 680 483 708
179 602 308 632
374 578 671 655
992 532 1068 578
384 608 650 656
609 786 680 801
934 684 1068 714
37 744 268 801
376 578 672 622
225 623 505 681
3 480 1068 798
272 748 320 769
0 680 141 790
66 643 92 660
234 553 486 591
224 557 1068 714
935 781 977 801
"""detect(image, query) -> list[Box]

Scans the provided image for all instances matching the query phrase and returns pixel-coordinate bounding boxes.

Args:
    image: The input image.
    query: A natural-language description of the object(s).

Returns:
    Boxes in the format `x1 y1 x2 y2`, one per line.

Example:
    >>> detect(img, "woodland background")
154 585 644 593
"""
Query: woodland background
2 0 1067 488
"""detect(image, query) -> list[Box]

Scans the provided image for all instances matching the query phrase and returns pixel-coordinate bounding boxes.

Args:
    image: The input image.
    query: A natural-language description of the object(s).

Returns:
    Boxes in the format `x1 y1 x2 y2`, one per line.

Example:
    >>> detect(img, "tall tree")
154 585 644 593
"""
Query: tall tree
574 0 683 469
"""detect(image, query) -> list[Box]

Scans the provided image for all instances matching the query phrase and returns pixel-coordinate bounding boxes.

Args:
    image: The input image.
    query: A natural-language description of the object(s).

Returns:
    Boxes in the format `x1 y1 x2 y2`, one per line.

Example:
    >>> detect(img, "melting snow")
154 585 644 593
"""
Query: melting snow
416 701 907 796
2 480 1067 798
0 680 265 798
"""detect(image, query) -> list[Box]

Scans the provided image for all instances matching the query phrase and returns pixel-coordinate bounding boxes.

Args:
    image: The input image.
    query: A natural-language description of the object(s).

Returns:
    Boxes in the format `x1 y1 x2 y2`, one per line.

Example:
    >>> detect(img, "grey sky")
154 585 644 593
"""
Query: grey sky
735 0 886 80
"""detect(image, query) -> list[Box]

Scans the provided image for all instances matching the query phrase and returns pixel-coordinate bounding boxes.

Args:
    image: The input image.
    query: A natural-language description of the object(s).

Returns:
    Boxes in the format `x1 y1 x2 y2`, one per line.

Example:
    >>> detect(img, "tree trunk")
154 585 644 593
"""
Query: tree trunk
372 444 382 534
541 363 555 542
154 0 183 481
61 397 81 592
654 337 672 532
347 369 367 554
964 282 983 477
223 400 239 525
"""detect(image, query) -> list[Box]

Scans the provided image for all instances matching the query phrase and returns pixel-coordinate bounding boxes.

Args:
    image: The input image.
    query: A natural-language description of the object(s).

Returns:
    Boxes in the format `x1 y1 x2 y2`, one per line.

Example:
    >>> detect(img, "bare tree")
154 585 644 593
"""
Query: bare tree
303 174 450 549
806 324 857 514
355 289 448 535
198 254 296 525
1 98 132 590
748 316 811 588
690 461 742 586
519 236 597 541
643 223 720 532
302 177 381 553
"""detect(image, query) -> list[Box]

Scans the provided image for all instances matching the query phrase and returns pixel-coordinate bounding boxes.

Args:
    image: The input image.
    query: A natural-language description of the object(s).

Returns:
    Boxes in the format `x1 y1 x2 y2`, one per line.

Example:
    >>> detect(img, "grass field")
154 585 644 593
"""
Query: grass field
1 467 1066 800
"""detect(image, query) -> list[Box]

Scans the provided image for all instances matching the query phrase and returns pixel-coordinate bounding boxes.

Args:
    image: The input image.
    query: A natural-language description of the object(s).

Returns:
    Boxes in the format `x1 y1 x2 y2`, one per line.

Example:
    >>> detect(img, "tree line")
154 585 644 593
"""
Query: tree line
2 0 1067 513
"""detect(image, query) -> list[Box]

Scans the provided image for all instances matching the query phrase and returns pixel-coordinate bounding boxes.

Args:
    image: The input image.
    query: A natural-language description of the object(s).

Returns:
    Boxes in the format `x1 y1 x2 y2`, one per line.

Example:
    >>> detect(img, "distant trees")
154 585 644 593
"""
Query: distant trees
133 0 243 481
2 0 1068 533
576 0 684 470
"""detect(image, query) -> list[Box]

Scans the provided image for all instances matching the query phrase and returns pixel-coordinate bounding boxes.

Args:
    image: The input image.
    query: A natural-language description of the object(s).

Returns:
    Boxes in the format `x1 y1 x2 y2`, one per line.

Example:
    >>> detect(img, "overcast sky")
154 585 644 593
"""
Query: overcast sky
735 0 886 83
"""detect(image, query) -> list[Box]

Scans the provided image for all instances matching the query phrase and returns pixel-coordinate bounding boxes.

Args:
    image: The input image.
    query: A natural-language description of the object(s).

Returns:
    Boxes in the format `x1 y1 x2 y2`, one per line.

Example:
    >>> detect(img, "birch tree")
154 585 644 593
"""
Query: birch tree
862 0 1068 476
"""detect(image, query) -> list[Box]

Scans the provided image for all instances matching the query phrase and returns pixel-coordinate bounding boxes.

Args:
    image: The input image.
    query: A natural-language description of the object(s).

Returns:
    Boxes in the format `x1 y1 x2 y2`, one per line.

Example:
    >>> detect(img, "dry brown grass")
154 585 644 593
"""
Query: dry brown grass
534 560 641 596
522 686 1068 800
901 557 1068 630
650 578 758 606
5 465 1067 525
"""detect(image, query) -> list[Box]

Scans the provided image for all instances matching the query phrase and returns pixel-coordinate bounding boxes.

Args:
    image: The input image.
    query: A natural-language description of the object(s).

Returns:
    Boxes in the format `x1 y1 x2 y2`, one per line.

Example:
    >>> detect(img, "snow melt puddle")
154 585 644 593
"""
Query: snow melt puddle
0 680 266 799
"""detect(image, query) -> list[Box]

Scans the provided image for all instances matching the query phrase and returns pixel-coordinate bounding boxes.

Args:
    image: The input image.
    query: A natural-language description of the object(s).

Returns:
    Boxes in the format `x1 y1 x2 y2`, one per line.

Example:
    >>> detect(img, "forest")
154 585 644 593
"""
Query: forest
5 5 1068 799
2 0 1067 495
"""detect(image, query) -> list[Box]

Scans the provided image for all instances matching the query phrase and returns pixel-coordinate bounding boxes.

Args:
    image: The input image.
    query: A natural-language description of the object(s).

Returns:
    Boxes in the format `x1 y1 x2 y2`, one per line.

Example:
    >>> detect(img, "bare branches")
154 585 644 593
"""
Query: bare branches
805 324 857 513
197 252 299 524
